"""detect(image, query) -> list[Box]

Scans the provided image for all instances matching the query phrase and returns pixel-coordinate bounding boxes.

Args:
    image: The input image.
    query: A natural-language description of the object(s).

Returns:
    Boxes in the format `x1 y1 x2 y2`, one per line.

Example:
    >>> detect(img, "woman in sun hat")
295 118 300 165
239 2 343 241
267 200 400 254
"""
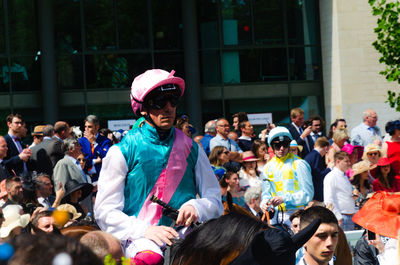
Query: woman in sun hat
351 161 375 208
0 205 30 240
352 191 400 265
372 157 400 192
289 140 303 157
238 151 261 190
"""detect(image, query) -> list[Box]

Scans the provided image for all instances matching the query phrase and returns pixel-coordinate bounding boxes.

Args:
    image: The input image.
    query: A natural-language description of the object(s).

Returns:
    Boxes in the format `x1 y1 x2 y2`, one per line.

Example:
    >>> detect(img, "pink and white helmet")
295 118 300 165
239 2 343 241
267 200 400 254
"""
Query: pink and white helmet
130 69 185 115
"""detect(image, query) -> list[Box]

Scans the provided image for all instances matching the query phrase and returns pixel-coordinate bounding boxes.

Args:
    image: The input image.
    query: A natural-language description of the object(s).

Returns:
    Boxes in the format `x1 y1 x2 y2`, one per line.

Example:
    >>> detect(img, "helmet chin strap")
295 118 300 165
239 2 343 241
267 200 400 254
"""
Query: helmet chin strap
142 109 172 140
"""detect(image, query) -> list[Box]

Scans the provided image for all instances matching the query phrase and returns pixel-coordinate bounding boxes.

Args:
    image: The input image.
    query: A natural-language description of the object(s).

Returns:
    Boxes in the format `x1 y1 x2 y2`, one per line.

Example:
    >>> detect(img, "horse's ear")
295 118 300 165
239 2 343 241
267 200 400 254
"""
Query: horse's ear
226 191 233 211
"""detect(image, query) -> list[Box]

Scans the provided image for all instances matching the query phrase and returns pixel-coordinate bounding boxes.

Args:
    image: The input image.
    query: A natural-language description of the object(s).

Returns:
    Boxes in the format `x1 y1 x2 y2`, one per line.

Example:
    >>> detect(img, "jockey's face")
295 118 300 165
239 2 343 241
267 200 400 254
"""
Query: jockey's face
147 100 176 130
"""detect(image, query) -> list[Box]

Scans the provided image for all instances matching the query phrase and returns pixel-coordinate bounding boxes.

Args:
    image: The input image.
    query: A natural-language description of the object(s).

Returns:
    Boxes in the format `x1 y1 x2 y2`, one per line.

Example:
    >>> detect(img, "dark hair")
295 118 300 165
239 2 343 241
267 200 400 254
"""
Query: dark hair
300 206 338 229
171 213 265 265
232 112 248 123
238 121 250 130
289 209 304 222
351 173 371 191
251 139 267 157
328 118 346 139
385 120 400 136
9 233 102 265
6 113 22 124
376 164 396 189
175 115 189 130
5 176 21 190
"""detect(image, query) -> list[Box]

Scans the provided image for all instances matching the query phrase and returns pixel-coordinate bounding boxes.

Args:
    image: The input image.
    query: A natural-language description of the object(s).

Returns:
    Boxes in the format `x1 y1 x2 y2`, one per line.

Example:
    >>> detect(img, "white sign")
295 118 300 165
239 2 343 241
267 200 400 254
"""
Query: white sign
247 113 273 125
107 119 136 131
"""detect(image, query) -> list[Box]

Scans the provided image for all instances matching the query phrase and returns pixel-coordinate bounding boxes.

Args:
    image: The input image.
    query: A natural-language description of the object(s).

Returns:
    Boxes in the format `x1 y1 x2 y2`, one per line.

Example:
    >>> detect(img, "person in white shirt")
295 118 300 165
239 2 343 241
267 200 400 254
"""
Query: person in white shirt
323 151 355 231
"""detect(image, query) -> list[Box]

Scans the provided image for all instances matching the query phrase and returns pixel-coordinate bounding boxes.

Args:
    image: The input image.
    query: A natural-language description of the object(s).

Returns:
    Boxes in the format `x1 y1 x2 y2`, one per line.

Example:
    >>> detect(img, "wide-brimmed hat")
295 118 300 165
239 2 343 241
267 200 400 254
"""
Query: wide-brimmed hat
352 161 376 176
377 157 392 167
0 205 30 238
31 125 46 136
230 219 321 265
352 191 400 239
242 151 259 162
62 179 93 203
289 140 303 153
56 204 82 220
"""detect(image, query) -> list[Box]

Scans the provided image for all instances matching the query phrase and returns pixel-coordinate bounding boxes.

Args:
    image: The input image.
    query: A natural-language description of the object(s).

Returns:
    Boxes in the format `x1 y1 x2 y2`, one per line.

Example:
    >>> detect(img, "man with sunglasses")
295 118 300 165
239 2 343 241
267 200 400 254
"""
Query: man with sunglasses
261 127 313 226
95 69 222 265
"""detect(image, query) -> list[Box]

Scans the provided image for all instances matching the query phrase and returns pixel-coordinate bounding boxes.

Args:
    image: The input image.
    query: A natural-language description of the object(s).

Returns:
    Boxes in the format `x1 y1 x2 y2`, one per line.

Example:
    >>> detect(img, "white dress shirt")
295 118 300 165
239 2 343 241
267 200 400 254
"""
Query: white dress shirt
323 167 356 221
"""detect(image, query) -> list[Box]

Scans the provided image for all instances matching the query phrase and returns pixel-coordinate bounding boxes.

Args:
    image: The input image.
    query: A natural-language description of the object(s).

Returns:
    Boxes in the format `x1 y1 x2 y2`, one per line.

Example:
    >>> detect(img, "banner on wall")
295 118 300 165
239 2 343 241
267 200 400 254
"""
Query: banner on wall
247 113 273 126
107 119 136 131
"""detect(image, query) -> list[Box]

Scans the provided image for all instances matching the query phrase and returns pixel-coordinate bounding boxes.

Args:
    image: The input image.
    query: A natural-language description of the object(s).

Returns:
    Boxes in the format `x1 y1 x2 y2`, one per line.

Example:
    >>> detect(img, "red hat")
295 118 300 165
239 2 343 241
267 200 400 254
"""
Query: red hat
377 157 391 166
352 191 400 239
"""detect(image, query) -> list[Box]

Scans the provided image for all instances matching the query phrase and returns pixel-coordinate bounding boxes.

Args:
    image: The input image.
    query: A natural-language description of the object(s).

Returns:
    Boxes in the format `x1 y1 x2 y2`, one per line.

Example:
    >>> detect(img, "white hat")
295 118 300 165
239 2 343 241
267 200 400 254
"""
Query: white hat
0 205 30 238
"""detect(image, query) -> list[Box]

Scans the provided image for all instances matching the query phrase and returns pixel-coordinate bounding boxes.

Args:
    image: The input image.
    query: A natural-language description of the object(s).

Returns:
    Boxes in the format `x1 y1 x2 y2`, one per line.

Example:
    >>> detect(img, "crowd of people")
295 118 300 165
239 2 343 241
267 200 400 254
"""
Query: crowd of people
0 68 398 265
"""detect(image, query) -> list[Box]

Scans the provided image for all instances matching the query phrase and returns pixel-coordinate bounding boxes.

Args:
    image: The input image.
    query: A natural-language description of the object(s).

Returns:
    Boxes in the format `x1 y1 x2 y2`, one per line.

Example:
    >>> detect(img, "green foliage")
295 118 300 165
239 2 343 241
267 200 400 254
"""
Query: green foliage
369 0 400 111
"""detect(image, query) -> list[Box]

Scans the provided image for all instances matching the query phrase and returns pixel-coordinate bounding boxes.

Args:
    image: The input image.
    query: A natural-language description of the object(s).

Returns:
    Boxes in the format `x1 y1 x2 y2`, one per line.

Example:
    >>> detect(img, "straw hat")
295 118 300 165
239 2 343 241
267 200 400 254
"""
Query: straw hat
56 204 82 220
31 125 46 136
352 161 376 176
352 191 400 239
242 151 259 162
362 144 383 160
290 140 303 153
0 205 30 238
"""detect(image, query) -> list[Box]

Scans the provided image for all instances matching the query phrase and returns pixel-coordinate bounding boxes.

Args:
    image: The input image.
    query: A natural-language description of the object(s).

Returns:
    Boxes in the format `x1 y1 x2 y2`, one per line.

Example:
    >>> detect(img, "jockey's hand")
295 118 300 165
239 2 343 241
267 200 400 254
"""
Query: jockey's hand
176 204 198 227
269 196 283 206
144 225 178 246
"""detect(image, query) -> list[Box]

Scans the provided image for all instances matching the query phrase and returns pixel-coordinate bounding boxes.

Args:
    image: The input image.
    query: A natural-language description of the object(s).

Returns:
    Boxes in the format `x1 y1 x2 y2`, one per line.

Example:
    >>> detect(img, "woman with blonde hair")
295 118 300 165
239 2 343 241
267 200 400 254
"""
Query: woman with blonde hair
326 129 349 166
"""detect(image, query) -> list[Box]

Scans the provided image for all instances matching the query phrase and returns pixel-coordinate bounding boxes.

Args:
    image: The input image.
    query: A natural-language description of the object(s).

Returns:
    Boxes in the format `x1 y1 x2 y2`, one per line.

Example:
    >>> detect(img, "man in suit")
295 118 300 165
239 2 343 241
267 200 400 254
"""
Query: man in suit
33 173 55 208
304 137 331 202
3 114 32 177
287 108 312 157
243 186 263 218
46 121 70 167
53 138 89 191
79 115 111 183
0 136 10 181
30 125 55 176
308 116 326 147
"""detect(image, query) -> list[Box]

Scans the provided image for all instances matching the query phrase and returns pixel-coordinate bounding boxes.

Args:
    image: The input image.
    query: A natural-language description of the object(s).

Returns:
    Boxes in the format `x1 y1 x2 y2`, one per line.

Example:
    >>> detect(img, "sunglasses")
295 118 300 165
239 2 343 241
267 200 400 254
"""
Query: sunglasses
272 141 290 149
78 158 87 162
367 152 378 156
145 93 180 110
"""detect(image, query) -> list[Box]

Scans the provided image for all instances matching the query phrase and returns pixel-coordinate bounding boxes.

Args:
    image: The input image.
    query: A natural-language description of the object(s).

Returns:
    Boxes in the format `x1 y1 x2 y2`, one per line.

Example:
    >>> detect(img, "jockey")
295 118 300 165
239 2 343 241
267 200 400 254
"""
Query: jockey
261 127 314 226
94 69 223 265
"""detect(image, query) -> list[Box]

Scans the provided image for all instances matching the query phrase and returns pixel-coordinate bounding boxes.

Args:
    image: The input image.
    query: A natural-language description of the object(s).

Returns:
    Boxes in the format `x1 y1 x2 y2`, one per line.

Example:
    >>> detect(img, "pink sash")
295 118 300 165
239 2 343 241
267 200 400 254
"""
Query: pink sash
137 129 193 225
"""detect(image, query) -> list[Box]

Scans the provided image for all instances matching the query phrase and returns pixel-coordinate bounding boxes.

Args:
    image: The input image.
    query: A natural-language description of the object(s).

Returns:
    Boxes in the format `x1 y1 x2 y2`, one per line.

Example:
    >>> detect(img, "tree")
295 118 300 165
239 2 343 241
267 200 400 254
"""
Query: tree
368 0 400 111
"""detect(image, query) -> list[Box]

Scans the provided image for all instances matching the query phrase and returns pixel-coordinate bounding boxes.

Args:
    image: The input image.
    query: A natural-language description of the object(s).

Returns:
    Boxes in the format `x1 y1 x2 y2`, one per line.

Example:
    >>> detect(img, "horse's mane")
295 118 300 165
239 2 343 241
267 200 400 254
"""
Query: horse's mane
170 213 267 265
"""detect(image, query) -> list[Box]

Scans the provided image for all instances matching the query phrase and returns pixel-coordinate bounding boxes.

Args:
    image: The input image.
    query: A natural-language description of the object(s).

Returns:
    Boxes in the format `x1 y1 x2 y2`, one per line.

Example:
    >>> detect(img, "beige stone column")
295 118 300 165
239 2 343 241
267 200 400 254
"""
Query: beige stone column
319 0 398 133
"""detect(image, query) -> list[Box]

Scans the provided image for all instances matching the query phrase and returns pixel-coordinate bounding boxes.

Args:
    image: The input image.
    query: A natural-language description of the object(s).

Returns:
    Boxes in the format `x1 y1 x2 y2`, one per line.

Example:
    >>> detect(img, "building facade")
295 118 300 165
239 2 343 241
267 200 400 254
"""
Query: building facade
0 0 396 134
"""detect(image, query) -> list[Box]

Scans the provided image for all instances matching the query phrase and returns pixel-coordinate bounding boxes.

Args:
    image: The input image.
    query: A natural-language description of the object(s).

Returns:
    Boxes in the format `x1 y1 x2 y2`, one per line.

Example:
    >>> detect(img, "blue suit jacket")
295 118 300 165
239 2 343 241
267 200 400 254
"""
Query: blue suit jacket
79 134 111 177
3 134 24 176
304 149 331 201
287 123 313 157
